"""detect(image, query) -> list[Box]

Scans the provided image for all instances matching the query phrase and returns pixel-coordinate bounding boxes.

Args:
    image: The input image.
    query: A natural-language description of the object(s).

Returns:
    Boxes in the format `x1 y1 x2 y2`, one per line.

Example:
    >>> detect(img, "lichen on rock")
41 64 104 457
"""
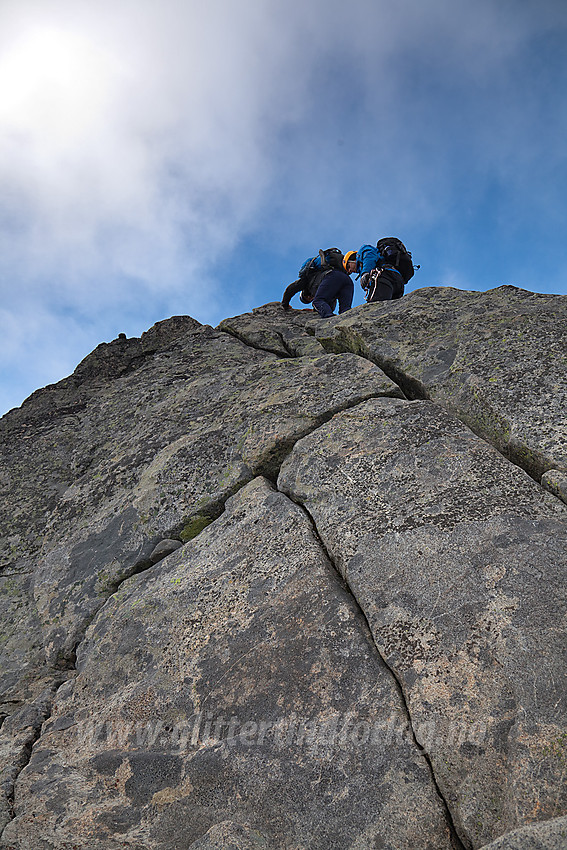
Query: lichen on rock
1 287 566 850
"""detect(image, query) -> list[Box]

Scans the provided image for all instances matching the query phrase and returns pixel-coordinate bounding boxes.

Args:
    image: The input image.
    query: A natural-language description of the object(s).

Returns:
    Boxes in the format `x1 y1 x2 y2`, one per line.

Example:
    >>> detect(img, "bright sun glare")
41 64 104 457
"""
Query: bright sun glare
0 26 116 143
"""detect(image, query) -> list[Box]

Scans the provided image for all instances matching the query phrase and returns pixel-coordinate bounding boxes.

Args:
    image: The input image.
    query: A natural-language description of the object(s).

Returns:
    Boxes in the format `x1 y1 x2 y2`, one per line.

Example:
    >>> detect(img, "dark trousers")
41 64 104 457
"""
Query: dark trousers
313 271 354 318
367 269 404 302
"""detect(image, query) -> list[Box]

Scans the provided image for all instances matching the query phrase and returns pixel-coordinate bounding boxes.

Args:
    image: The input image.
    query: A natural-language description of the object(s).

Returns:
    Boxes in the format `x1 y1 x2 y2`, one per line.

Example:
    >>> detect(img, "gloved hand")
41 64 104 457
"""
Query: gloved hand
360 273 370 291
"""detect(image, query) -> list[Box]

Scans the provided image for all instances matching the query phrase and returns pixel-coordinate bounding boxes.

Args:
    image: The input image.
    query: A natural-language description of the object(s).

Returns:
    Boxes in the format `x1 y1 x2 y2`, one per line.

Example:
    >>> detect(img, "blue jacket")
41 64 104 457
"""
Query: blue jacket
356 245 379 276
356 244 404 278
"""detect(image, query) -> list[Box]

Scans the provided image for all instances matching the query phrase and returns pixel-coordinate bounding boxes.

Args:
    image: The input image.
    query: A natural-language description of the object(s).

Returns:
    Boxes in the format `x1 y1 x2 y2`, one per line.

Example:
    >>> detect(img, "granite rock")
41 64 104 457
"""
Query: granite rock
1 287 566 850
279 397 567 848
0 318 399 703
2 478 454 850
187 821 271 849
315 286 567 486
218 302 326 358
481 816 567 850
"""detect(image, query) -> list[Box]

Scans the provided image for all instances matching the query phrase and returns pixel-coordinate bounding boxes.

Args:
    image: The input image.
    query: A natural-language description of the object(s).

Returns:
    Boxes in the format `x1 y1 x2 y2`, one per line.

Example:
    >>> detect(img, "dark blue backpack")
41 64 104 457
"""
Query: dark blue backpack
298 248 344 303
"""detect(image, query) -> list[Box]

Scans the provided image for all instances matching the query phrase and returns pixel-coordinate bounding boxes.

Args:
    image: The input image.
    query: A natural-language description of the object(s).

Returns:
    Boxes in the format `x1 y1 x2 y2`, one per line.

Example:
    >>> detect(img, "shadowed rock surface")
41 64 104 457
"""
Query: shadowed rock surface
1 285 566 849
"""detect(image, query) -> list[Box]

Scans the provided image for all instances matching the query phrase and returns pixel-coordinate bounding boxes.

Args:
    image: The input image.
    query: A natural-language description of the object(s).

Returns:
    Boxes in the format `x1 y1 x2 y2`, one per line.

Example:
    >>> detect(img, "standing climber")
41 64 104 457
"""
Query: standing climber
357 238 416 302
312 250 357 318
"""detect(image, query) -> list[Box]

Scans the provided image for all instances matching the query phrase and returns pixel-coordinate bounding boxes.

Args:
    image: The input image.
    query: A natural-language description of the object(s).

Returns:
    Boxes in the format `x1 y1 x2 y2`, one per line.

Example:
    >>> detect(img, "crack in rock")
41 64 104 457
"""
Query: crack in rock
53 390 412 735
218 324 293 358
313 289 567 501
219 306 561 503
0 679 68 836
279 489 468 850
276 394 567 847
2 476 458 850
83 391 411 606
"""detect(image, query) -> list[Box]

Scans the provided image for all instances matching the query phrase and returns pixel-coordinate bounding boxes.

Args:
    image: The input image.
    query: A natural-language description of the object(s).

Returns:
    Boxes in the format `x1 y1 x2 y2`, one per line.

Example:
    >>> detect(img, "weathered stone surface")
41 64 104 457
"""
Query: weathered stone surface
0 315 400 707
541 469 567 505
3 478 454 850
219 301 327 357
0 683 62 832
315 286 567 482
0 316 212 705
188 821 270 849
2 287 567 850
278 398 567 848
149 538 183 564
481 816 567 850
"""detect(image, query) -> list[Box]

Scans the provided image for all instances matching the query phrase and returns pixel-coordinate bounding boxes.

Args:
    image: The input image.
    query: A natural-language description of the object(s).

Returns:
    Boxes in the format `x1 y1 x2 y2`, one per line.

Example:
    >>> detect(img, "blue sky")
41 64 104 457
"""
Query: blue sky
1 0 566 416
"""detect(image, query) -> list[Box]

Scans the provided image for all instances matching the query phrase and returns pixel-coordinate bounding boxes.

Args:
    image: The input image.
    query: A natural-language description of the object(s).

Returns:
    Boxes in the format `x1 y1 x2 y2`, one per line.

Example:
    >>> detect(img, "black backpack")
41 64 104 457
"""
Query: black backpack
376 238 415 284
298 248 344 303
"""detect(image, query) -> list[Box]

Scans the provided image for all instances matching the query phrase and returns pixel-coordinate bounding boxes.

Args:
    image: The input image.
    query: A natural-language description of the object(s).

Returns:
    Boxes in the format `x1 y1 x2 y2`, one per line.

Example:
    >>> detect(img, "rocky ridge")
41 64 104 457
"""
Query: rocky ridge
0 286 566 849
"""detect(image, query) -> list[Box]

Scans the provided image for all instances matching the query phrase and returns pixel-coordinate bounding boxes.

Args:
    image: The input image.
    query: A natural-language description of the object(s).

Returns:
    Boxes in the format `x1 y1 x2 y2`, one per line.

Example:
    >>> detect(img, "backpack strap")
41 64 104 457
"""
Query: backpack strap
382 264 403 277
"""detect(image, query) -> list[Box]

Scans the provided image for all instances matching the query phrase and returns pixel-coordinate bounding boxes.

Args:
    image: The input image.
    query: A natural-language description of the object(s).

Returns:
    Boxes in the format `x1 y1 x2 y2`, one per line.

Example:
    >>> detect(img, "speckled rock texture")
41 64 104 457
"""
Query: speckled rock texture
1 285 566 850
2 478 454 850
316 286 567 493
218 302 325 358
278 397 567 848
0 317 399 699
481 815 567 850
187 821 271 849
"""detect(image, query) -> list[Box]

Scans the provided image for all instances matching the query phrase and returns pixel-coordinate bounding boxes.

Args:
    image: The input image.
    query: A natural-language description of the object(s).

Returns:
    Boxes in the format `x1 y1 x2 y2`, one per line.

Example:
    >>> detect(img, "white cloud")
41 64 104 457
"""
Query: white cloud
0 0 300 294
1 0 566 414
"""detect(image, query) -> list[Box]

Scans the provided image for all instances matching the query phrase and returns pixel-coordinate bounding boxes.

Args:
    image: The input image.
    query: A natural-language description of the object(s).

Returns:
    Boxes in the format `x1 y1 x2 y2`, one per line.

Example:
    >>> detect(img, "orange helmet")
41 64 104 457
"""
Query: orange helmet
343 250 357 271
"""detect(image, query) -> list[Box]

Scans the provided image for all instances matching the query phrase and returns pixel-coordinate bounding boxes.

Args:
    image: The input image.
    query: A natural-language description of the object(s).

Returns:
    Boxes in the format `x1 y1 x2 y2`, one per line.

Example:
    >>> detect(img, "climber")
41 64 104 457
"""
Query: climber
343 250 358 276
311 250 356 318
282 248 343 311
357 238 416 302
282 249 357 318
281 277 311 311
281 249 356 316
311 250 357 318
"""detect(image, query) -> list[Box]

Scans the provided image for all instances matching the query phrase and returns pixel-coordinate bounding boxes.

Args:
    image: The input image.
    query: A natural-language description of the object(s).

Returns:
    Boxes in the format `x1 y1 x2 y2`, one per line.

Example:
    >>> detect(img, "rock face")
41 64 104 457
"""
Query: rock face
317 287 567 493
0 286 566 850
278 398 566 846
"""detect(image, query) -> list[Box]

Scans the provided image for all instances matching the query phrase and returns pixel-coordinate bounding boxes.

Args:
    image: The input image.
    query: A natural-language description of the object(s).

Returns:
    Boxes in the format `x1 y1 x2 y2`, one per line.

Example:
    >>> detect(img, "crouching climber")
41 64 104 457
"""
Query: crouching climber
357 238 417 302
282 248 356 317
312 250 357 318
